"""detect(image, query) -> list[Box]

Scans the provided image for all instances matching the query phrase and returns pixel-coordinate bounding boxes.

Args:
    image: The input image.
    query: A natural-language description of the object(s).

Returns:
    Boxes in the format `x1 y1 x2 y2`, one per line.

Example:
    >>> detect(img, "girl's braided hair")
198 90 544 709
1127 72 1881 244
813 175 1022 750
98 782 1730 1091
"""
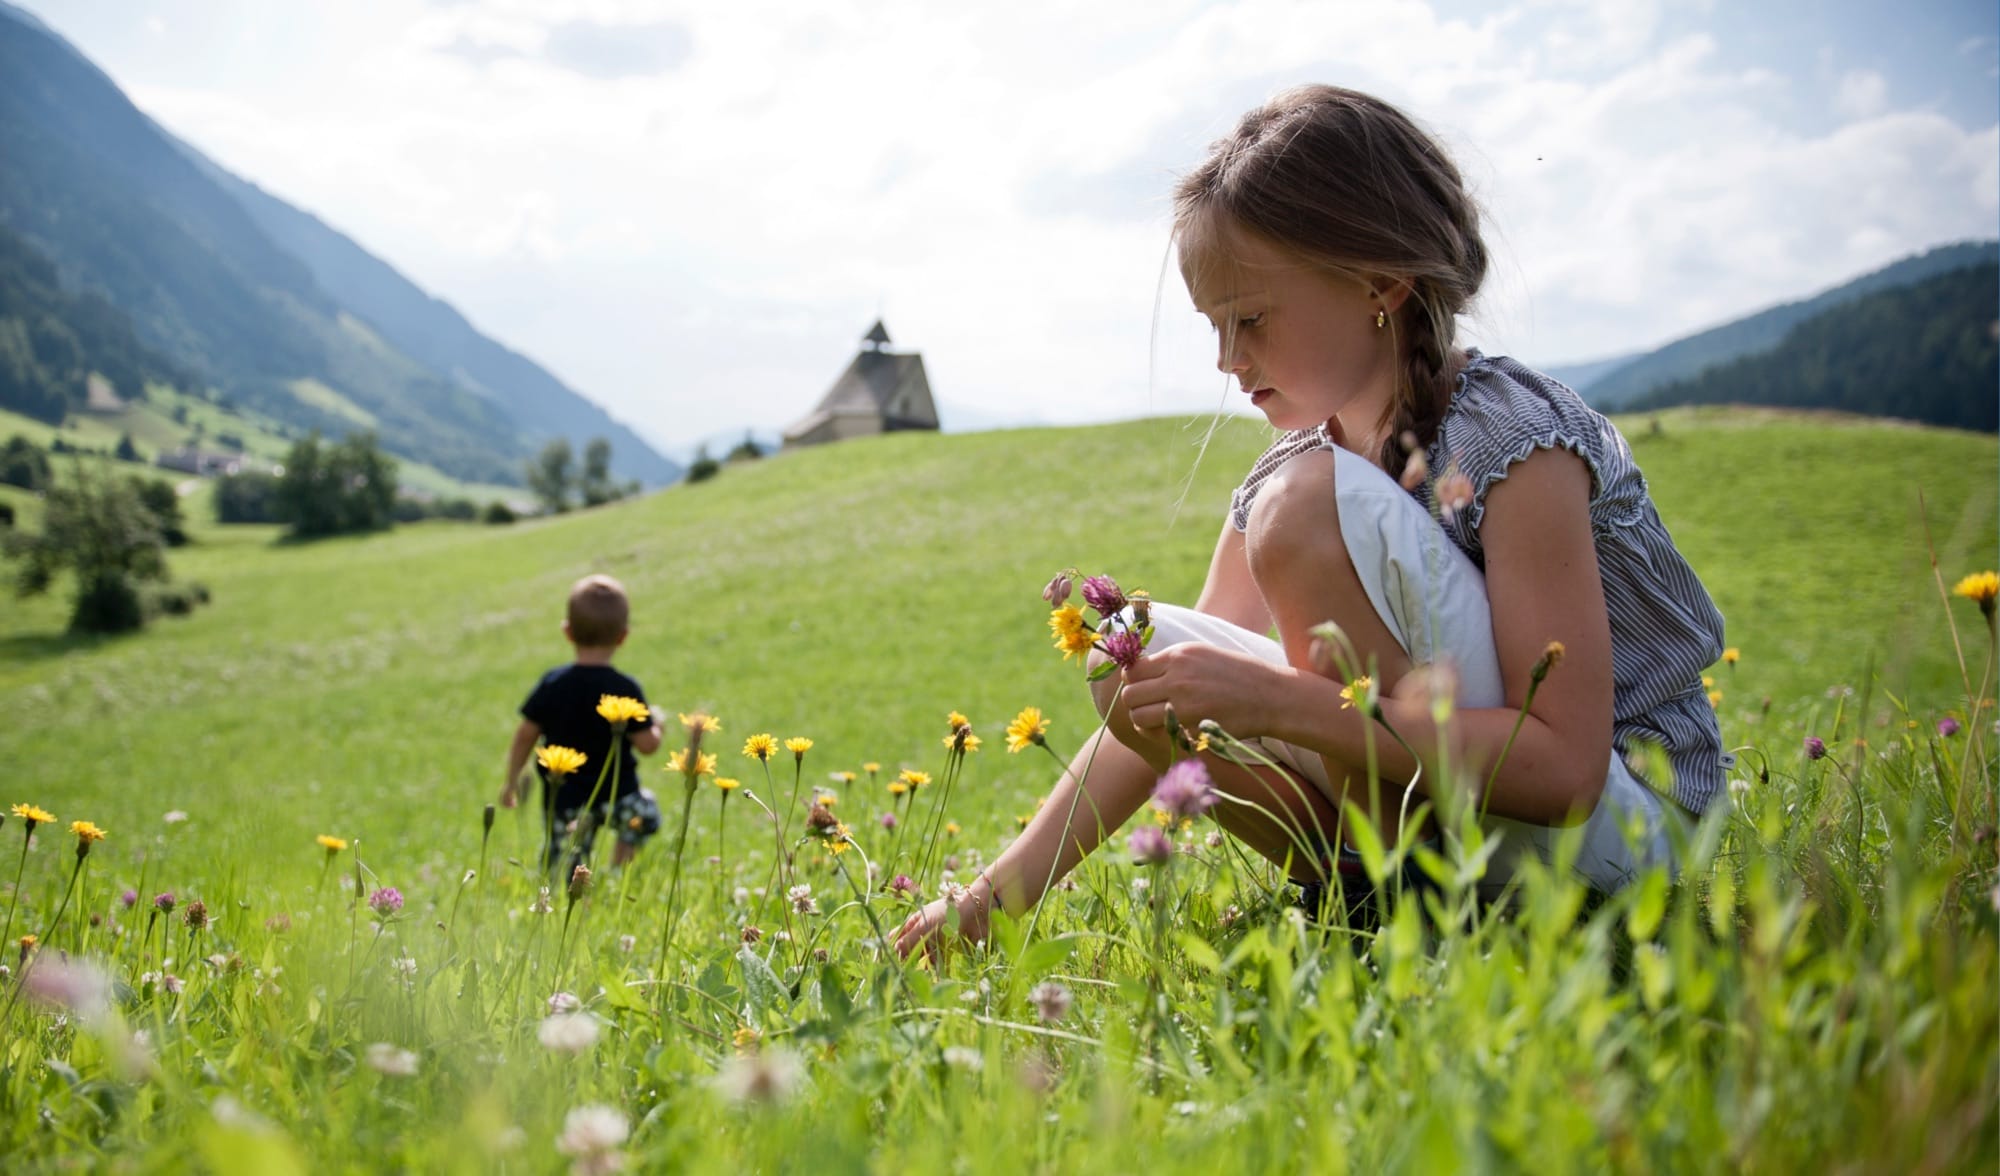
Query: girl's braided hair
1173 85 1488 471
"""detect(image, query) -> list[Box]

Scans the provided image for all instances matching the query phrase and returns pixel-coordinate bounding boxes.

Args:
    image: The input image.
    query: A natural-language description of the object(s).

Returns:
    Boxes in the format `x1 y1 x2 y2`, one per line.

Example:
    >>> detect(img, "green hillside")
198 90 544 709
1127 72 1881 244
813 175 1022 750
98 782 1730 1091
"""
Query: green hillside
1630 265 1999 430
1576 239 1998 407
2 409 1992 856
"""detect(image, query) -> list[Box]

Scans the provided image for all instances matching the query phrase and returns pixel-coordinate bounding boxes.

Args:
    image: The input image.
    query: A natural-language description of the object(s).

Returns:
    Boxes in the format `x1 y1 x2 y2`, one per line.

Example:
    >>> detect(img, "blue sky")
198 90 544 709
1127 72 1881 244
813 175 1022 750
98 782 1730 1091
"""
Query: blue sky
25 0 2000 451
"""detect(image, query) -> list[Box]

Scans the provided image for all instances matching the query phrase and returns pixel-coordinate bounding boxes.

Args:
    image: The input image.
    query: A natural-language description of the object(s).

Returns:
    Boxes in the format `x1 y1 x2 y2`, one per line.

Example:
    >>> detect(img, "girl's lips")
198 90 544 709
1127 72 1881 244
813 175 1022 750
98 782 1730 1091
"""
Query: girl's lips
1248 387 1274 406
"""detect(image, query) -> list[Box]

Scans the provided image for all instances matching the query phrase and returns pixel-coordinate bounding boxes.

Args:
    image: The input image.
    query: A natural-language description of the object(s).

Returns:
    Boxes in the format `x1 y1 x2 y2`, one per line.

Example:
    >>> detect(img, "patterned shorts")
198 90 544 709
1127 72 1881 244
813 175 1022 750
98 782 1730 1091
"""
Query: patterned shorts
546 787 662 861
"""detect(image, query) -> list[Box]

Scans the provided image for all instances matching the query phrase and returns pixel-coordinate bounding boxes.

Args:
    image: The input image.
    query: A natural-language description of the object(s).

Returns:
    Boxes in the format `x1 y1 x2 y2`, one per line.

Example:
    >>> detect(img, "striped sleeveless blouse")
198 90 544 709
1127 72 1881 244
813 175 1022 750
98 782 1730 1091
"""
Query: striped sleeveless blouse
1228 350 1728 815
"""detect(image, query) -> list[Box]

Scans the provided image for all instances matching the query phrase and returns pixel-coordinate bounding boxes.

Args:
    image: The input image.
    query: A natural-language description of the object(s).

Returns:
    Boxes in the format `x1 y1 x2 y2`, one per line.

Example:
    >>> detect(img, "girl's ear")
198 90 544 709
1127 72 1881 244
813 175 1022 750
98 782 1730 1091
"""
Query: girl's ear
1371 277 1416 315
561 619 573 640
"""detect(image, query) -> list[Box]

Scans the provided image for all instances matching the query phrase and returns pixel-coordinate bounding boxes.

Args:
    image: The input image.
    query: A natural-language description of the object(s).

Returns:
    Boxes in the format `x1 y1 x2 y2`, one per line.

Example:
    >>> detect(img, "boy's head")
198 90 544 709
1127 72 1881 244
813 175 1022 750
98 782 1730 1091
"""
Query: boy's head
564 574 630 649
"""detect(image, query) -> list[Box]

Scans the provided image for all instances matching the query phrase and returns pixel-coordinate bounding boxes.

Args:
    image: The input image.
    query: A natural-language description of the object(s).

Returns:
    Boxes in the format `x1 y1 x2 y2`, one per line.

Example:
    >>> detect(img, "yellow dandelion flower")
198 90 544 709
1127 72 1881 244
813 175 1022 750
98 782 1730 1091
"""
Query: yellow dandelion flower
833 771 857 784
1006 707 1049 754
679 712 722 734
785 737 814 759
862 762 880 775
1702 675 1715 688
1048 606 1097 662
899 769 931 790
887 780 909 796
828 823 853 855
945 821 960 837
1952 571 1999 606
1015 814 1032 828
10 803 55 825
316 834 348 854
942 730 983 753
733 1026 761 1052
962 732 981 753
714 777 741 792
596 694 651 726
1708 690 1723 707
744 734 778 763
19 934 35 949
946 711 970 731
670 749 718 778
1721 648 1740 665
1338 676 1373 710
70 820 106 844
537 745 588 778
816 791 839 808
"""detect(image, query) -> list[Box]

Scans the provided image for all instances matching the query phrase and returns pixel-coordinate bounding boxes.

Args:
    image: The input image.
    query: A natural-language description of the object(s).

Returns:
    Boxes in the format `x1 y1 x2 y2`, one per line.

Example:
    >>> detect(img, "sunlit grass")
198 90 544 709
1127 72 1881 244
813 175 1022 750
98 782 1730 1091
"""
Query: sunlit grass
0 408 1994 1169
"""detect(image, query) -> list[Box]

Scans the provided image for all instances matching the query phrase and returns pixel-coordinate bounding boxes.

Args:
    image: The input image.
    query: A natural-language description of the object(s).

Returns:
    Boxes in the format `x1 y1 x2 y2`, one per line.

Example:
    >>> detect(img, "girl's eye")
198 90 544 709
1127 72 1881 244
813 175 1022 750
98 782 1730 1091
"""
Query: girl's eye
1237 313 1265 329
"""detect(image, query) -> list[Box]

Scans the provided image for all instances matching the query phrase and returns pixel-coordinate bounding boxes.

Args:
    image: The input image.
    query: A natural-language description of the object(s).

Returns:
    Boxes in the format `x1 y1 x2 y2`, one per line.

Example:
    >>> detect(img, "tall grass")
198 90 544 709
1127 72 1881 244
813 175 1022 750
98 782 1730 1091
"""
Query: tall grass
0 409 1993 1170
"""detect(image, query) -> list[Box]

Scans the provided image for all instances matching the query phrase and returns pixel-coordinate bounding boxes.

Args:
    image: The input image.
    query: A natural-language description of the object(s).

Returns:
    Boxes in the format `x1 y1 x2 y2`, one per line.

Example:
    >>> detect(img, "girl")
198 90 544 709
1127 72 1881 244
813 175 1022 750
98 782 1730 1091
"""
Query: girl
896 85 1725 956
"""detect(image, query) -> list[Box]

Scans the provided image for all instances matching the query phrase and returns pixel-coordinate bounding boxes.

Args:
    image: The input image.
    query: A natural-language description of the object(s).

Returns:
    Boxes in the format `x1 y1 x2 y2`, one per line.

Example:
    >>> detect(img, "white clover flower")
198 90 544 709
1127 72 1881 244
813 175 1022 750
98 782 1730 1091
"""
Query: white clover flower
162 810 188 824
365 1043 420 1078
555 1103 629 1173
548 991 581 1015
538 1012 600 1054
732 886 751 907
530 887 555 915
787 884 817 915
617 934 637 954
1028 981 1072 1024
713 1047 805 1105
942 1046 984 1071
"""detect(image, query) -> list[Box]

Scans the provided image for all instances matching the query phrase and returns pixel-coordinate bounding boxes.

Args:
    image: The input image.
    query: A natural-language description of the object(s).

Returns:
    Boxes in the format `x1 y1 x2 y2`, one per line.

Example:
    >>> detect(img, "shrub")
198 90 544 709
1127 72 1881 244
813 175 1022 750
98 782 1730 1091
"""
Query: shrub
482 501 517 525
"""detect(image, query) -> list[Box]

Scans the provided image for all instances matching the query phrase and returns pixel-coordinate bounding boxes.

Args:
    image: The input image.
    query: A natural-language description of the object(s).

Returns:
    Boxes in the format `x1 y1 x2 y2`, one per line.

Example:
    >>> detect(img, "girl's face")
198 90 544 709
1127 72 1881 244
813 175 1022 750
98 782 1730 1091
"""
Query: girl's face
1183 227 1397 436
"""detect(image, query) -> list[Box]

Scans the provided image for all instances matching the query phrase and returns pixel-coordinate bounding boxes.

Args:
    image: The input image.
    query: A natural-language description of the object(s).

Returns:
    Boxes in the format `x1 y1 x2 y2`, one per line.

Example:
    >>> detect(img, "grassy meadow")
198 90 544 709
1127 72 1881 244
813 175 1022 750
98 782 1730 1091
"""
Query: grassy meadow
0 407 1994 1172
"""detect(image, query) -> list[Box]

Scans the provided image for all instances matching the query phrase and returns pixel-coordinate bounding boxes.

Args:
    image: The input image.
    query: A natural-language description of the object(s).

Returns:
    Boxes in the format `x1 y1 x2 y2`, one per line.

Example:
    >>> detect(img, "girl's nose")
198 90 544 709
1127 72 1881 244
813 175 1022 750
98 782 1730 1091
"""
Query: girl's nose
1215 333 1249 376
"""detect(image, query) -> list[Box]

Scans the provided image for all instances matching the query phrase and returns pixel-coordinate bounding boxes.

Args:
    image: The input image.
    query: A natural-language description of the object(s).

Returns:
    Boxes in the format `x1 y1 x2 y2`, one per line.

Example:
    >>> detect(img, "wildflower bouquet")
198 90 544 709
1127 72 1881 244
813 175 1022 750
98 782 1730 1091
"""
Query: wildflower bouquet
1043 570 1152 680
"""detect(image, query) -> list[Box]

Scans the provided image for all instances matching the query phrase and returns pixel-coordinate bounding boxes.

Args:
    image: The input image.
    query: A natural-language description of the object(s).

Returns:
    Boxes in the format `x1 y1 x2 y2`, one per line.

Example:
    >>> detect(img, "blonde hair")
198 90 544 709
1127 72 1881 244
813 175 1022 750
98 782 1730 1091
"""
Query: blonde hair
1174 85 1488 469
566 574 630 646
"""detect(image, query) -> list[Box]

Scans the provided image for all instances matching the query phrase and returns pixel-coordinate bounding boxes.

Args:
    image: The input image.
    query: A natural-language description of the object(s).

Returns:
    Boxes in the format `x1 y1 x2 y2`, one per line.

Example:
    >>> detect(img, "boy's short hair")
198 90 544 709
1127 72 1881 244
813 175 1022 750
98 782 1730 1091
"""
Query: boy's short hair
566 575 630 646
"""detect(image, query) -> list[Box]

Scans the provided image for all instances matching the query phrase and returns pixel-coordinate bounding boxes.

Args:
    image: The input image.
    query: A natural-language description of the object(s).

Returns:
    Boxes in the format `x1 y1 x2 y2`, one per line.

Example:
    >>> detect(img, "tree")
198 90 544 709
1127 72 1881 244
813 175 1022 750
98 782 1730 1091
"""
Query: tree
128 477 188 546
114 432 140 462
274 432 399 538
527 438 575 514
580 437 619 507
5 460 169 633
0 434 50 491
215 470 280 523
685 445 721 484
726 432 763 462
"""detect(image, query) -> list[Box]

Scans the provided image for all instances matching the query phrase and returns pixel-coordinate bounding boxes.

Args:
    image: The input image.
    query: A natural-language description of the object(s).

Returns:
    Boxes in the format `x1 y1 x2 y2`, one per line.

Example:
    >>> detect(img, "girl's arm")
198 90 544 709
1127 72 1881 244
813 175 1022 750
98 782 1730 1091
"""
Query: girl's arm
894 520 1268 958
1122 448 1616 825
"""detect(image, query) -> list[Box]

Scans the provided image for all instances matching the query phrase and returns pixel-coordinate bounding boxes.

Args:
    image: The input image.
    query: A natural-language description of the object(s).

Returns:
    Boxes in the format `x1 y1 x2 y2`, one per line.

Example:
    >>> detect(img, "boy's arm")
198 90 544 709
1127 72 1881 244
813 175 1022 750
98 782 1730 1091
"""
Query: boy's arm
502 719 541 807
629 712 664 756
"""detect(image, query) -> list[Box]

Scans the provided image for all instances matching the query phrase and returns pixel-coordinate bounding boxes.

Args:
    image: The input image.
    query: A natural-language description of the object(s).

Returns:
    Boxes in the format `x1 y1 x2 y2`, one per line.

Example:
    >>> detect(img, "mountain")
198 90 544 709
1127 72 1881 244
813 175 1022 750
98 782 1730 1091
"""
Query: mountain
187 158 679 487
1561 241 1999 409
0 220 190 422
1626 263 1997 431
0 3 677 487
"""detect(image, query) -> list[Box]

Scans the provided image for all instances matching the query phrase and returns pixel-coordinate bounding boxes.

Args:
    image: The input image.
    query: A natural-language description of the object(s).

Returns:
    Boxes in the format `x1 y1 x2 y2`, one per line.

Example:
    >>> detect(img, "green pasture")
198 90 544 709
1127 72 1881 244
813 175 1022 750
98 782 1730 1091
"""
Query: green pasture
0 407 1993 1171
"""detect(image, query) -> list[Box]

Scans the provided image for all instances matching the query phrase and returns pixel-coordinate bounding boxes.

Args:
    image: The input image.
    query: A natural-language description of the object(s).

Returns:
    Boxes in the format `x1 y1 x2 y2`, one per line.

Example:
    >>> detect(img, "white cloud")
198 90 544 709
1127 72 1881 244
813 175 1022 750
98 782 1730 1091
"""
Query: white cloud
85 0 2000 448
1834 68 1887 120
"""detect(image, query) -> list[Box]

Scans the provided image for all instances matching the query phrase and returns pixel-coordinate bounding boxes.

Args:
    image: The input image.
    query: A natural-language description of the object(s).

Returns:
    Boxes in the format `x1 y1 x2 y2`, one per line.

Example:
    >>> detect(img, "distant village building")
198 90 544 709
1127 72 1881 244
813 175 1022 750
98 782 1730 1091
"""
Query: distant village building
782 322 939 448
155 447 248 477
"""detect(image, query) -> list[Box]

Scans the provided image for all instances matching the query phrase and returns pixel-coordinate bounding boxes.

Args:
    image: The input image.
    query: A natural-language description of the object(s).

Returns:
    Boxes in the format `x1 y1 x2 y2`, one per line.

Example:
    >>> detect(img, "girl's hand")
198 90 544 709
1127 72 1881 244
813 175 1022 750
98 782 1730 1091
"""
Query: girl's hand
893 890 991 963
1119 643 1287 738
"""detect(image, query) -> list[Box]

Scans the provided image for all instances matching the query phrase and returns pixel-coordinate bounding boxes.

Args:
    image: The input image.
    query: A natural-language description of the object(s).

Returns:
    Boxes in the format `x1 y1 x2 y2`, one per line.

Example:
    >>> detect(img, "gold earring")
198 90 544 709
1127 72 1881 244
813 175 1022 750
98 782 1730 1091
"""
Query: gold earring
1375 308 1386 329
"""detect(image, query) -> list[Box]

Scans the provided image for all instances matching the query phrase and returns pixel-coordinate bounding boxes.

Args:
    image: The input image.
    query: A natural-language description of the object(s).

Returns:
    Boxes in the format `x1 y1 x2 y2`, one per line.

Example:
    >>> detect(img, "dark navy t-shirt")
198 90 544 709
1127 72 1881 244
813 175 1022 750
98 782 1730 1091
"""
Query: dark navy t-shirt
520 663 651 810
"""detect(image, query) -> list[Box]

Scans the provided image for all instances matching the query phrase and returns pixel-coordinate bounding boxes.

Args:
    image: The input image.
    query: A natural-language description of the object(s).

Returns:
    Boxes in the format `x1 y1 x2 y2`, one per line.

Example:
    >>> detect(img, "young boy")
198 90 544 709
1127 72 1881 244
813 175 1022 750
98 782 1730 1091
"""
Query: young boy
501 574 664 871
